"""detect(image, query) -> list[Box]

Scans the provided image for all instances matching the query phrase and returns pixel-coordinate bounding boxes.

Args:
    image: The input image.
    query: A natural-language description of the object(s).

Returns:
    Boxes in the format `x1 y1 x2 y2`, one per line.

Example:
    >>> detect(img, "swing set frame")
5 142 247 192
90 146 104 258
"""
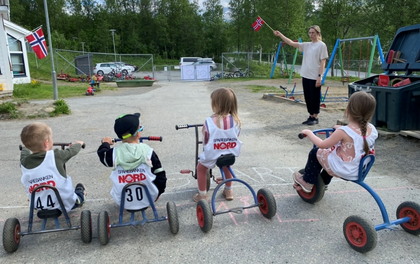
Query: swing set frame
270 39 302 84
325 35 385 84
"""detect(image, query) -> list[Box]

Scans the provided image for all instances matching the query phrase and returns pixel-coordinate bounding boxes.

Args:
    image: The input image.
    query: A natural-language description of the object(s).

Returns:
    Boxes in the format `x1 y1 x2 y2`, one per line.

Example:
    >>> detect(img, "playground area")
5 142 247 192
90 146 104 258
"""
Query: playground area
244 77 352 111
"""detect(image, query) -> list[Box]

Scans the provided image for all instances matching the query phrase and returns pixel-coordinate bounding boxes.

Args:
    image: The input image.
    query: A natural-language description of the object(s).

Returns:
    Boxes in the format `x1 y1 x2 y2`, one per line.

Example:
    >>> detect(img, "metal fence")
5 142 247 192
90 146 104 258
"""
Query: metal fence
50 49 154 78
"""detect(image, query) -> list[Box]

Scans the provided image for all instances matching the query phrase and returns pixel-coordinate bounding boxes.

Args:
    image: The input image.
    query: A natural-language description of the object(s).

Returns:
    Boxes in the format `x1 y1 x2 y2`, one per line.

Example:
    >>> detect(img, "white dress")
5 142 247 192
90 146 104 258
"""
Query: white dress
317 124 378 181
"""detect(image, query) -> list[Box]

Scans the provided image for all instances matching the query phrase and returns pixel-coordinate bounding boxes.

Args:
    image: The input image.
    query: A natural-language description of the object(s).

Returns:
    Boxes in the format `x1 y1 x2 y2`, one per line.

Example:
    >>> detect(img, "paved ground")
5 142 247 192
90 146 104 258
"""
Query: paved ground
0 79 419 263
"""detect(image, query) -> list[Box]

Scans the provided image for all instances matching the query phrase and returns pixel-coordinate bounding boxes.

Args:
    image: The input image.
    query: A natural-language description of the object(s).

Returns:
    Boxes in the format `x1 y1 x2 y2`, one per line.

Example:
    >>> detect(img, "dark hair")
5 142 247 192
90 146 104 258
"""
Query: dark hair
346 92 376 155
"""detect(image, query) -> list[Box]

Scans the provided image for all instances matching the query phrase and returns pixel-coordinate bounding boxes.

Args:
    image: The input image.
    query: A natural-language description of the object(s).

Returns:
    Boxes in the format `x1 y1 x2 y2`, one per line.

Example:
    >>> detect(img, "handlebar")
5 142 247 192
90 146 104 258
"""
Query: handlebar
19 142 86 151
112 136 163 143
175 124 203 130
298 128 336 140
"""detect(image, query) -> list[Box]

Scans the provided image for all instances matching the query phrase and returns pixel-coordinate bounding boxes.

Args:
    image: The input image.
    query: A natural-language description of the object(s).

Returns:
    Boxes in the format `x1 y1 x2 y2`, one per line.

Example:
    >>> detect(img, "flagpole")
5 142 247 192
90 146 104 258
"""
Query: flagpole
29 25 42 33
261 18 274 32
43 0 58 100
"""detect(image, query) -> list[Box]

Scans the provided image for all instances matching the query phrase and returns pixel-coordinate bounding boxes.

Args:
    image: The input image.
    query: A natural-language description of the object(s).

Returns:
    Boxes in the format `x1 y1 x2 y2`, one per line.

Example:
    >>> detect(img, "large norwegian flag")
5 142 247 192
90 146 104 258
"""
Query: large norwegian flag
252 16 265 32
26 27 48 59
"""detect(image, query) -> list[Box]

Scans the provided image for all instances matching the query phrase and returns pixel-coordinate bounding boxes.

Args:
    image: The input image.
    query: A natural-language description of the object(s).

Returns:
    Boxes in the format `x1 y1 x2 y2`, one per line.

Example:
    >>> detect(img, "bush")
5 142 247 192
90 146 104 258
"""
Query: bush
0 102 19 118
50 99 71 116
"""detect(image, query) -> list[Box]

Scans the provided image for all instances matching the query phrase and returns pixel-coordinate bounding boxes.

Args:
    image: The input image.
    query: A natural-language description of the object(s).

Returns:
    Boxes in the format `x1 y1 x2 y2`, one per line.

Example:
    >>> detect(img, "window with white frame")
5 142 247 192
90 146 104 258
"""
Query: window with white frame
7 34 26 77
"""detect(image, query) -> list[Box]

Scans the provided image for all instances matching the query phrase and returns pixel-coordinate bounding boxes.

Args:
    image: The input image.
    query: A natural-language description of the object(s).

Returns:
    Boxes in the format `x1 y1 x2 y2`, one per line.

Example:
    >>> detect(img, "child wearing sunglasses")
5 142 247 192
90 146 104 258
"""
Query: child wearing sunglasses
97 113 167 209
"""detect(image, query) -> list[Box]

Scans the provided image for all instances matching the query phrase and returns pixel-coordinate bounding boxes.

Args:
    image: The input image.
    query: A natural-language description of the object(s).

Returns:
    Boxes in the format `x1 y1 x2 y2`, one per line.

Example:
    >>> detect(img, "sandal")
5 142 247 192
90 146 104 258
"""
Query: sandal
193 193 208 203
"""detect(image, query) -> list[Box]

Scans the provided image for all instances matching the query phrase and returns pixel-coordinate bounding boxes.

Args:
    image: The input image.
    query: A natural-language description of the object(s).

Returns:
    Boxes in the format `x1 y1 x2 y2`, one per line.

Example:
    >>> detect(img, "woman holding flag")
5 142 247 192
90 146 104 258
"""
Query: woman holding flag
273 26 328 126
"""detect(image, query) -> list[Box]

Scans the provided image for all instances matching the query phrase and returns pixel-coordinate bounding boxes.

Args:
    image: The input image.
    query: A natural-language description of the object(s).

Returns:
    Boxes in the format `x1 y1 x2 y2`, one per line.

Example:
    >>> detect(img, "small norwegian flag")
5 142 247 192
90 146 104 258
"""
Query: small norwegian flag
26 27 48 59
252 16 265 32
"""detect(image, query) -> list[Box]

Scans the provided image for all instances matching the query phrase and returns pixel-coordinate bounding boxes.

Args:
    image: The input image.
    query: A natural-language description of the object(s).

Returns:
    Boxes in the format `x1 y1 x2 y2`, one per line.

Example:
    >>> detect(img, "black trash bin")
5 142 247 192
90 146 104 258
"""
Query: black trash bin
348 24 420 132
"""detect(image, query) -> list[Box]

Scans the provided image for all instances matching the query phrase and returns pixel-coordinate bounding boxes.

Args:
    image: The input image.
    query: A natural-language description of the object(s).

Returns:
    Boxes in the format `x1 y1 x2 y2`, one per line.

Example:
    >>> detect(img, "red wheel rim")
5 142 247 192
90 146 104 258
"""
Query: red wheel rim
14 224 20 244
345 221 367 247
257 193 268 215
106 217 110 237
196 206 205 228
398 206 420 231
298 185 316 199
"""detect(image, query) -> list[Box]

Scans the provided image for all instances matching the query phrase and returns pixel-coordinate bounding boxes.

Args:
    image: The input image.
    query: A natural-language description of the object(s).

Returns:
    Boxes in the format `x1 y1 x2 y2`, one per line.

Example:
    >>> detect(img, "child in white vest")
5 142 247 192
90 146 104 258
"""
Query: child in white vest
20 122 85 212
294 92 378 192
98 113 167 210
194 88 242 202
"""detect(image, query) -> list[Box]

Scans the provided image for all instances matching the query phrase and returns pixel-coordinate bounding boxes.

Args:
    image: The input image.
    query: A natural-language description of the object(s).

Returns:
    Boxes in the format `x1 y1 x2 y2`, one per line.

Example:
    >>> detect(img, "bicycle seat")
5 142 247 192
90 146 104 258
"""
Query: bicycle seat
216 154 236 168
37 209 62 219
126 207 148 213
355 154 375 183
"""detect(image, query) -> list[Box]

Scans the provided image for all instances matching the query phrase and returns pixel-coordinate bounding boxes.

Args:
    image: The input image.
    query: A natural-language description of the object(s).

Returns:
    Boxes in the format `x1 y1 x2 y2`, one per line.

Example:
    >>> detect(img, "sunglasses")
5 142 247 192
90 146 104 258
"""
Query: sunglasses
122 126 144 139
133 126 144 136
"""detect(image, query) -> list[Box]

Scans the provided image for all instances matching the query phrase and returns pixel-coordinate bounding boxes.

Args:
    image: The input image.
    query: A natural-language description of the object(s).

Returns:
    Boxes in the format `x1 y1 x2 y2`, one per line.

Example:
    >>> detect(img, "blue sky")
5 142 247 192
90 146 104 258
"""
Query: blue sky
196 0 230 8
195 0 231 20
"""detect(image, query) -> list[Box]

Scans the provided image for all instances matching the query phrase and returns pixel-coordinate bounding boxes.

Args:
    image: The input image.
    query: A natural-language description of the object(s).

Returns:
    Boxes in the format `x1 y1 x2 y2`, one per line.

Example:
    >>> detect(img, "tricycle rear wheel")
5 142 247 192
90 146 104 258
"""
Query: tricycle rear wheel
3 218 21 253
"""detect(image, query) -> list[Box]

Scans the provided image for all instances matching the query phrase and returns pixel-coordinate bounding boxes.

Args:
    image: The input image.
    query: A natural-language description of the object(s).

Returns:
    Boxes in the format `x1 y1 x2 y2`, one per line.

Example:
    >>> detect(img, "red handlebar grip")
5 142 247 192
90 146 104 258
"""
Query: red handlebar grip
148 136 163 141
180 169 192 174
298 133 306 139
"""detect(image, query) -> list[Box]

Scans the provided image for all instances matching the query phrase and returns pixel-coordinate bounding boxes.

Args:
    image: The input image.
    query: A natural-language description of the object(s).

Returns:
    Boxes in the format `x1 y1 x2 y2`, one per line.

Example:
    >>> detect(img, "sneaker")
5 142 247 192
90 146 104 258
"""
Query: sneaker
306 117 319 126
292 172 314 193
302 116 312 124
223 189 234 201
75 183 87 207
193 193 208 203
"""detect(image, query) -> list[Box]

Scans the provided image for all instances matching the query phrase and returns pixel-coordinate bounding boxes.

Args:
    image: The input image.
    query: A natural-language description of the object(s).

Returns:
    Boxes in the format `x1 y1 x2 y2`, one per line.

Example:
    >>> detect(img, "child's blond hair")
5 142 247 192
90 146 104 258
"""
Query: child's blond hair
211 87 241 128
21 122 51 152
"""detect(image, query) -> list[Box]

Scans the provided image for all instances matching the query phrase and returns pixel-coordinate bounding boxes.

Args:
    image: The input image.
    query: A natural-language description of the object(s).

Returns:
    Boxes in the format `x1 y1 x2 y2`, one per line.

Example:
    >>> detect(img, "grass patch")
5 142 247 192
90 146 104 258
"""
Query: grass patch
0 102 19 118
13 80 114 100
325 76 359 83
246 85 284 94
50 99 71 117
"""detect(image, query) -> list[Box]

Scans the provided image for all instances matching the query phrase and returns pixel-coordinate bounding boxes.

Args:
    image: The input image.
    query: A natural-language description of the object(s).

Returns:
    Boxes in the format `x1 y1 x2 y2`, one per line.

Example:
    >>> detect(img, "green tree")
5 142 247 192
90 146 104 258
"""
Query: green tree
202 0 227 60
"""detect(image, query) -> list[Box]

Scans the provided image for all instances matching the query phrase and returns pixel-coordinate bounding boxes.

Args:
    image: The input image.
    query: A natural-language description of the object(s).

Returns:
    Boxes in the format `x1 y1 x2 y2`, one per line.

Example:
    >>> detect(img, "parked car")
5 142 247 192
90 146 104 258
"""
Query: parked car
180 57 202 67
114 62 135 74
119 61 138 72
93 63 118 76
193 59 217 71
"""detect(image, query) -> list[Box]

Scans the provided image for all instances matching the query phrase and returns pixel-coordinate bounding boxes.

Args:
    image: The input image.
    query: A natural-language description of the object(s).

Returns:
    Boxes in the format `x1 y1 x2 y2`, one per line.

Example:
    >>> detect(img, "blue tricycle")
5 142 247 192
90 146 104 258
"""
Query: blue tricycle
3 143 92 253
97 136 179 245
297 128 420 253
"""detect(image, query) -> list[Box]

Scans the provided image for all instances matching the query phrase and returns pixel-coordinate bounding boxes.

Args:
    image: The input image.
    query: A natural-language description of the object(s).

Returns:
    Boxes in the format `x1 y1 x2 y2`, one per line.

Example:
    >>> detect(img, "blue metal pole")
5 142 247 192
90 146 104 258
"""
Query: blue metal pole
270 41 282 79
323 39 340 85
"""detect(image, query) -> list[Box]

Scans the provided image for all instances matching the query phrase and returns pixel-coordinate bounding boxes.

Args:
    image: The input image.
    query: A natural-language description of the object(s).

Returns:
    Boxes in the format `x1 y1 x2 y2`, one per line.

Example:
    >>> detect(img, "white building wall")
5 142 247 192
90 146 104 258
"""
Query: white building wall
0 16 13 91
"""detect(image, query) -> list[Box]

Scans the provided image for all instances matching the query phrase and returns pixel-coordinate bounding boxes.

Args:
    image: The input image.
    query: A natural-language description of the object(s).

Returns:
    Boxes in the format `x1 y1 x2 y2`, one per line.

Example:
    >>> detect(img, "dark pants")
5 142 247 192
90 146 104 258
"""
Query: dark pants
302 77 321 116
303 148 333 185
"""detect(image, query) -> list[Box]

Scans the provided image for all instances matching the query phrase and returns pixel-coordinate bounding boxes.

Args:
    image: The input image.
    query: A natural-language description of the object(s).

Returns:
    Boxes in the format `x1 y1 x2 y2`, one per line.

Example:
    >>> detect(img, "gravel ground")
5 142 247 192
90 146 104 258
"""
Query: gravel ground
1 79 419 262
